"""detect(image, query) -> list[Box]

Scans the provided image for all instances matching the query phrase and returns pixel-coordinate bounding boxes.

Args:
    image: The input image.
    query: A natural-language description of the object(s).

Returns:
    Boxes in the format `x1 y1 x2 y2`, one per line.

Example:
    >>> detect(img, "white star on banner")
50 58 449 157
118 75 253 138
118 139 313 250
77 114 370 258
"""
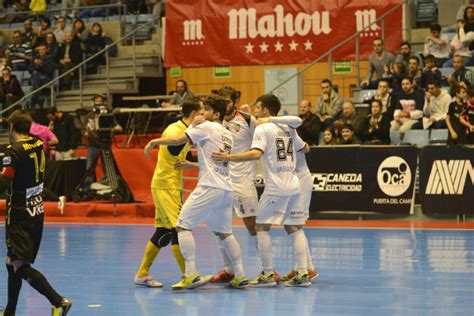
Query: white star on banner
245 42 254 53
289 40 298 51
304 40 313 51
274 41 283 52
260 42 269 53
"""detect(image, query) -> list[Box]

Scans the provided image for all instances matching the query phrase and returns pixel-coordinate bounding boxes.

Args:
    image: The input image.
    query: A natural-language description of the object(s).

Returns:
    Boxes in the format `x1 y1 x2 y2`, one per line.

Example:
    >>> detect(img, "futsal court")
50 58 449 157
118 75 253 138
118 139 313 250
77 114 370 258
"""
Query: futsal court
0 220 472 316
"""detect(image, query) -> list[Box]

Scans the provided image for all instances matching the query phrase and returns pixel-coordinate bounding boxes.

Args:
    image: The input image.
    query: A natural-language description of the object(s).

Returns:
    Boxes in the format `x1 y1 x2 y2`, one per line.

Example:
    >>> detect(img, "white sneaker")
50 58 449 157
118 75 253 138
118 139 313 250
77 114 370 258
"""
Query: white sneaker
57 196 66 215
134 275 163 288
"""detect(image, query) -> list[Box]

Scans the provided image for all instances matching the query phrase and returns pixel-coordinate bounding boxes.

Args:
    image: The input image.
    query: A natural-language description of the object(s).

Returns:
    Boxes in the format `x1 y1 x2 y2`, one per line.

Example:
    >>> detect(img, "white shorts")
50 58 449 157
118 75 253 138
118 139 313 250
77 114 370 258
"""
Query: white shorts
295 172 313 221
177 186 233 234
256 193 305 226
232 180 258 218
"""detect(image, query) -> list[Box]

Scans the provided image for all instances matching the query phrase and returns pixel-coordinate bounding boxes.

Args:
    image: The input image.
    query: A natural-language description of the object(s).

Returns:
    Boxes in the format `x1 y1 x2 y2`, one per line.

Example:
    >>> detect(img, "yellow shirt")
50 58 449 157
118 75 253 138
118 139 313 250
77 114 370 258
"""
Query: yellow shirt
151 120 190 189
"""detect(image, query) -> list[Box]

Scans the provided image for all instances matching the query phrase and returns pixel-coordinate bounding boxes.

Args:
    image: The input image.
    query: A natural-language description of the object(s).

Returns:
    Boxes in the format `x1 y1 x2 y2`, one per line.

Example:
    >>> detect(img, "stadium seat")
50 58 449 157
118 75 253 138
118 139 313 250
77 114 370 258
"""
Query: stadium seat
358 89 377 103
390 130 401 145
402 130 430 147
439 67 454 78
429 129 448 145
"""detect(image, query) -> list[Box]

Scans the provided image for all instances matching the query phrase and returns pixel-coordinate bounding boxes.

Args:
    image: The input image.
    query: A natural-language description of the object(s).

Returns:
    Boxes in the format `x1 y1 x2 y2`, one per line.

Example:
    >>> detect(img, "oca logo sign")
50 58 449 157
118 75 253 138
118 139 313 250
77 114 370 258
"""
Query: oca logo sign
377 156 412 197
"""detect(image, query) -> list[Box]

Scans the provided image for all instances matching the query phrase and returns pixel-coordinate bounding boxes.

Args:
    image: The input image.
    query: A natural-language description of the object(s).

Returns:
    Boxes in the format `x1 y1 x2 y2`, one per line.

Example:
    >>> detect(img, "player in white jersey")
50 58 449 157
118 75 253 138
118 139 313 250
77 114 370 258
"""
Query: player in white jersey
259 115 319 281
210 86 261 283
144 94 249 290
213 94 311 287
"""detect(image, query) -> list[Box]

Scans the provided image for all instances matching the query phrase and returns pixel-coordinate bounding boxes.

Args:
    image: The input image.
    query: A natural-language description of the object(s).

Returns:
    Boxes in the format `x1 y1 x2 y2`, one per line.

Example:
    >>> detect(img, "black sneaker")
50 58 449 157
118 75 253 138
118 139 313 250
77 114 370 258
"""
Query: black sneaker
51 297 72 316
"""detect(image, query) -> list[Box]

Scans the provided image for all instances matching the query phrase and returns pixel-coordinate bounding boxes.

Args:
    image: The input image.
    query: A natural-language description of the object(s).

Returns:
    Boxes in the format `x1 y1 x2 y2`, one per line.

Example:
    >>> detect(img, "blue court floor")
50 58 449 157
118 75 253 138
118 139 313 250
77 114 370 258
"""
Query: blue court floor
0 224 473 316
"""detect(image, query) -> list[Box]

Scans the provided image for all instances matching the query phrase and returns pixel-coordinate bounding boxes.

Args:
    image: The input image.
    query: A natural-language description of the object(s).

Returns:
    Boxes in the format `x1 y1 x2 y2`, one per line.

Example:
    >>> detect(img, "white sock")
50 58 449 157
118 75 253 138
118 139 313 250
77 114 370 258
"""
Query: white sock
294 231 315 271
216 236 234 274
178 231 197 276
303 232 315 271
221 235 245 279
256 231 273 275
290 230 307 275
251 235 258 251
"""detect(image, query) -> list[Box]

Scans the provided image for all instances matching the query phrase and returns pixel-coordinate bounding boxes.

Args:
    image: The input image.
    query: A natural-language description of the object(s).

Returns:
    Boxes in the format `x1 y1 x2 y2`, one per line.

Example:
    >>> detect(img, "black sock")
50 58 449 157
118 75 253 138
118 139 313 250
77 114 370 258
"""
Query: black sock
17 265 63 307
5 264 22 316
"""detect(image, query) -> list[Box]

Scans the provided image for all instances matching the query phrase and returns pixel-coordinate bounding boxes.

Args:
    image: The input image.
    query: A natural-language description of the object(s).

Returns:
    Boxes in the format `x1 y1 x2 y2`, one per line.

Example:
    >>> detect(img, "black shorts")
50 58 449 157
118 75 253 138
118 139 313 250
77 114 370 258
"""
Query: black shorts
6 219 44 263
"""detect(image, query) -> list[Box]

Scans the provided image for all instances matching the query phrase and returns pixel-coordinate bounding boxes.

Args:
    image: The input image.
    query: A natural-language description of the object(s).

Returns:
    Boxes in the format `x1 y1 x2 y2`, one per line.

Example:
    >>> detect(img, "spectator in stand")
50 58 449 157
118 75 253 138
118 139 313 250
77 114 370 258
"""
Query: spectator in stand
361 99 391 145
80 0 107 19
163 79 195 107
29 44 56 90
21 19 37 48
85 22 107 74
446 85 467 145
447 55 474 96
463 6 474 37
319 127 337 146
372 79 397 117
314 79 343 127
444 20 473 68
407 56 422 88
46 106 78 160
29 0 47 16
414 81 450 129
44 32 60 62
58 30 83 89
36 17 52 46
460 86 474 144
382 62 405 96
0 68 24 109
8 30 33 71
390 77 425 133
72 18 90 50
30 117 59 153
361 38 395 89
333 101 365 139
9 0 30 23
54 16 72 44
296 99 320 146
337 123 361 145
394 41 420 69
61 0 80 18
457 0 474 21
423 24 450 68
420 54 442 90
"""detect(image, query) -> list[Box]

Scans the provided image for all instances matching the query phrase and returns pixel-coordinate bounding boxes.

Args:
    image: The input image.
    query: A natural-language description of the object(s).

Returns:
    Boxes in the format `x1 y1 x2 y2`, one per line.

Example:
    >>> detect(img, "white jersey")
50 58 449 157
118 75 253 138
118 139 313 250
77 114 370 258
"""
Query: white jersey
186 121 233 191
251 122 300 196
223 111 256 182
293 132 311 177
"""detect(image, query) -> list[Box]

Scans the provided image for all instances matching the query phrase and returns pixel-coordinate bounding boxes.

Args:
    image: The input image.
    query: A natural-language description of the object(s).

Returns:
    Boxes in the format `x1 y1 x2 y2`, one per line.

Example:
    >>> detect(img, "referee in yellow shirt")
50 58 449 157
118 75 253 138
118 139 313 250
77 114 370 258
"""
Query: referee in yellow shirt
134 97 203 287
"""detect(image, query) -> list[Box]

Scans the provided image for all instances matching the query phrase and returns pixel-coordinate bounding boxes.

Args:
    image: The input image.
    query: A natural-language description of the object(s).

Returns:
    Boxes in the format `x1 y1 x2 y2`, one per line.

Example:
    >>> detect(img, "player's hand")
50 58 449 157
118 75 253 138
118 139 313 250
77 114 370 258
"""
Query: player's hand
211 150 230 163
451 131 458 140
255 117 270 126
470 125 474 132
175 160 196 170
192 115 205 127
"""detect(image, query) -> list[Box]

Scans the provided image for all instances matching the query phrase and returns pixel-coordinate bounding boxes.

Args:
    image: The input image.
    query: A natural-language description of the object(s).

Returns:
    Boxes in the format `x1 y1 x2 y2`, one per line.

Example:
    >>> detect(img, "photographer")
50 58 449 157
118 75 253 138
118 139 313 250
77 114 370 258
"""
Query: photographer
83 94 122 172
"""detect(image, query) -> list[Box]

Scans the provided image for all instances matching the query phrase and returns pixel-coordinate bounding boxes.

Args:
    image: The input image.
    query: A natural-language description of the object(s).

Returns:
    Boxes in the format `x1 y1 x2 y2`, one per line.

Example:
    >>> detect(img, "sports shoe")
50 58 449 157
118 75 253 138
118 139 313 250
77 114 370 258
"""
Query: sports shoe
273 270 281 282
284 273 311 287
281 269 319 281
228 277 249 289
211 269 235 283
57 196 66 215
171 274 212 290
249 271 277 288
134 275 163 288
51 297 72 316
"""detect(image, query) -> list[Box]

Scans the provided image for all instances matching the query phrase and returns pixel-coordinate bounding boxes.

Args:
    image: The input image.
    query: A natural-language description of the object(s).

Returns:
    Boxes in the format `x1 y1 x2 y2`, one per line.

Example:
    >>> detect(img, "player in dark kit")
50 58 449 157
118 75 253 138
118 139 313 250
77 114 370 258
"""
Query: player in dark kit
2 111 71 316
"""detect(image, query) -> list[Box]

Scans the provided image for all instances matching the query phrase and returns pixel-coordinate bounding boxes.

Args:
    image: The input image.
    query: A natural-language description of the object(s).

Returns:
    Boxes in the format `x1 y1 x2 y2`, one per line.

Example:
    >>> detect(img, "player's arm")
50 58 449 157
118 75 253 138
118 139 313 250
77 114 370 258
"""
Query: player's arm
175 160 199 170
212 148 262 163
255 116 303 128
144 134 188 159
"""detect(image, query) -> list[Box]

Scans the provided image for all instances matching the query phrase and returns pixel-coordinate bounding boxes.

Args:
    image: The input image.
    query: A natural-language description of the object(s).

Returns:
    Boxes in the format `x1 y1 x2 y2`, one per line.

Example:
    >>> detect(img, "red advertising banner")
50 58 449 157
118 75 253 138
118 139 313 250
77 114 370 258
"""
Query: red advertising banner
164 0 403 67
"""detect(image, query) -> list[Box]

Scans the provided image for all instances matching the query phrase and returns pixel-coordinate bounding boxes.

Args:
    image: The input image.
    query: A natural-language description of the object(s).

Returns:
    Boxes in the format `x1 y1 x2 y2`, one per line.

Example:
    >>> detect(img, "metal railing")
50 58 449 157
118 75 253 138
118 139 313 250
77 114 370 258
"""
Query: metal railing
268 0 406 102
0 3 127 21
0 13 160 116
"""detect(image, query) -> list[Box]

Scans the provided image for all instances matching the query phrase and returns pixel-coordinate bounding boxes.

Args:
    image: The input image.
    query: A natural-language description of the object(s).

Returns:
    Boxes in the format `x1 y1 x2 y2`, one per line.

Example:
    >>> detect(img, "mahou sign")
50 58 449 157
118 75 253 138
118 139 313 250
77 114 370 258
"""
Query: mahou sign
165 0 403 67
